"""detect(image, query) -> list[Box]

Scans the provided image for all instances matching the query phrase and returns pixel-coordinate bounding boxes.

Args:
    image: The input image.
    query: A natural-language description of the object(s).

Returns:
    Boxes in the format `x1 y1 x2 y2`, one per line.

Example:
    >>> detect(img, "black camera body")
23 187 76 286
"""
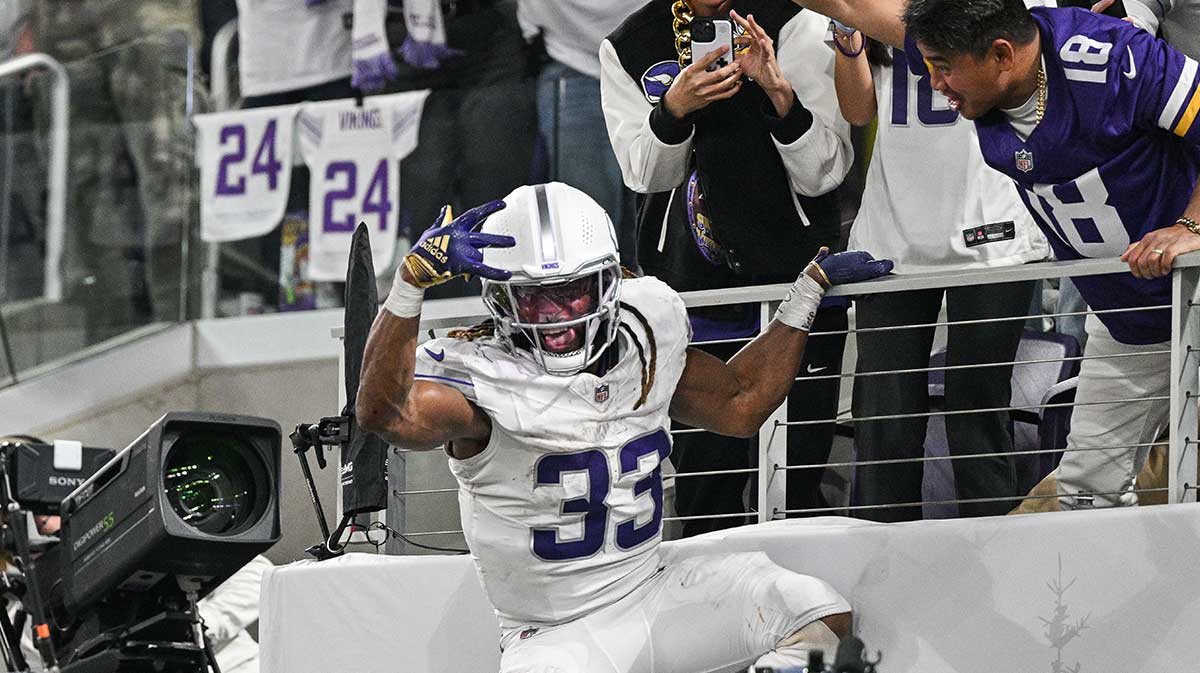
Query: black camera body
41 411 282 620
3 441 115 515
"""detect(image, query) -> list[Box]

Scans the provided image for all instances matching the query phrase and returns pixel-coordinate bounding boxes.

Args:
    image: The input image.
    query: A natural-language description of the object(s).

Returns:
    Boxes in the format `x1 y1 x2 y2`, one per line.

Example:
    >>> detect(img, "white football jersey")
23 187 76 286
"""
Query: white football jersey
195 105 300 243
847 48 1050 274
414 277 691 628
235 0 352 97
297 91 430 281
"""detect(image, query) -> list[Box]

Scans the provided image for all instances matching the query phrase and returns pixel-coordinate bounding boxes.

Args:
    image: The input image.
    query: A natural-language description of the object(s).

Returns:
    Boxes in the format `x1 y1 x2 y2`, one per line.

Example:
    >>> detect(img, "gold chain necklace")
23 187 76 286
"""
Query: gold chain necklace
1036 60 1047 124
671 0 695 67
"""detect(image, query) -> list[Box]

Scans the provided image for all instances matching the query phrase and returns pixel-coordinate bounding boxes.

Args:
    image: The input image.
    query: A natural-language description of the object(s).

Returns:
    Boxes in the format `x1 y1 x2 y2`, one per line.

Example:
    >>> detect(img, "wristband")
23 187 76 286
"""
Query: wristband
1178 216 1200 237
383 269 425 318
831 28 864 58
774 270 826 332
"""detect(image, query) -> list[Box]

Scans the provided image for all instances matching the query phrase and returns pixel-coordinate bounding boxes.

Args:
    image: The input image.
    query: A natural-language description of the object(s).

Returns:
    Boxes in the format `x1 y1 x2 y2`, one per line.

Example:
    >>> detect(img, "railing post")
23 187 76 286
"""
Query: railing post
1170 264 1200 504
757 299 786 523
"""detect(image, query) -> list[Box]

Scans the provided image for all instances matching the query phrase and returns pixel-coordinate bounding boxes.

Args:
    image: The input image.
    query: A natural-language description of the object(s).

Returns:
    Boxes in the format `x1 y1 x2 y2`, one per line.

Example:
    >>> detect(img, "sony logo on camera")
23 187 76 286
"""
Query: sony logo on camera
49 475 87 488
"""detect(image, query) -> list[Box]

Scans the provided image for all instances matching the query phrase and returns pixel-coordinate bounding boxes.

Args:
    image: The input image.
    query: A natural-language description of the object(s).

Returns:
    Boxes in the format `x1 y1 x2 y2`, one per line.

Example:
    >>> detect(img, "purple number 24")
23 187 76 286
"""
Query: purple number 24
215 120 282 196
321 159 393 233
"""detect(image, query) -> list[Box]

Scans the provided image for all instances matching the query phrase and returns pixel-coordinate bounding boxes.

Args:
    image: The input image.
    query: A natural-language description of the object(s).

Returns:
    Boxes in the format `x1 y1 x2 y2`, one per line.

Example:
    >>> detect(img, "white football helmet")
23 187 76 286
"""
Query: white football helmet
480 183 621 376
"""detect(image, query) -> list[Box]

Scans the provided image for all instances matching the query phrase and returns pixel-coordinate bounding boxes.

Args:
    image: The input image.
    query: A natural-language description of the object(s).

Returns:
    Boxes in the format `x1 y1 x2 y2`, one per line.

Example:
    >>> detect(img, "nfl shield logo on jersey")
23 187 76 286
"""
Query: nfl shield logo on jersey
1014 149 1034 173
595 383 610 403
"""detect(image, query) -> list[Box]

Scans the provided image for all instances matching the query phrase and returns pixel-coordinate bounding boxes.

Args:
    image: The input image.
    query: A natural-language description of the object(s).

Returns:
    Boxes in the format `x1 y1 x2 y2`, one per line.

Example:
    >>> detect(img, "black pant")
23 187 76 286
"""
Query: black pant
671 304 848 537
851 280 1035 521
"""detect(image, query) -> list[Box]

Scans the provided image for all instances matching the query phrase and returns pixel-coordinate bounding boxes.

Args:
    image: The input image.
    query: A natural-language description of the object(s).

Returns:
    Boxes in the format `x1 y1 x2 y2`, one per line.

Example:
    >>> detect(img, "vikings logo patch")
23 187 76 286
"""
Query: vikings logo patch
642 61 681 104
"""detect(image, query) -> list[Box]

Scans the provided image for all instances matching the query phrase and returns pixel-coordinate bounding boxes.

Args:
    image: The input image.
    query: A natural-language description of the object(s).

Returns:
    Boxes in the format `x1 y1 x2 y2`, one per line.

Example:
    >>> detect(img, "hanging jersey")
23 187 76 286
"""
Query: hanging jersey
195 105 300 243
848 47 1049 273
905 7 1200 343
297 91 430 281
414 277 691 629
235 0 352 97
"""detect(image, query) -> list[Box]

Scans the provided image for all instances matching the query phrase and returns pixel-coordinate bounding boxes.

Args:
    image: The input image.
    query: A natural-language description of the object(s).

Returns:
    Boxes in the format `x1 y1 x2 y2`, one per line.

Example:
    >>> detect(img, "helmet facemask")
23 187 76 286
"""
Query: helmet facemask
482 260 621 376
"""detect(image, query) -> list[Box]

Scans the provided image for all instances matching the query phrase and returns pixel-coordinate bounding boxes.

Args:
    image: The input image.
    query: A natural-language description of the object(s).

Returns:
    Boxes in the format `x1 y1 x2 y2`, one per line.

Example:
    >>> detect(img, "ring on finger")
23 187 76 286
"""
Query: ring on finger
1152 248 1165 255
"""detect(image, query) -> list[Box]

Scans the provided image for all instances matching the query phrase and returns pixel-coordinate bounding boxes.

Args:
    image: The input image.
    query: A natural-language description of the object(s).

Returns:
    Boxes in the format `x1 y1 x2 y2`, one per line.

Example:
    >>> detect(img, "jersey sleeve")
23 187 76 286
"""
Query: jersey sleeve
413 337 479 402
772 11 854 196
599 39 694 194
1125 27 1200 145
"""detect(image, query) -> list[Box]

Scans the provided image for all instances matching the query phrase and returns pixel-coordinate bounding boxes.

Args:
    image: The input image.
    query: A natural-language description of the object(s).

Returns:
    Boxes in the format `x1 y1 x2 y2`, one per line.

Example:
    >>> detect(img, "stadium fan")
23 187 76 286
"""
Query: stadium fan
30 0 204 343
1095 0 1200 59
600 1 855 534
829 19 1050 520
357 183 892 672
518 0 640 269
791 0 1200 510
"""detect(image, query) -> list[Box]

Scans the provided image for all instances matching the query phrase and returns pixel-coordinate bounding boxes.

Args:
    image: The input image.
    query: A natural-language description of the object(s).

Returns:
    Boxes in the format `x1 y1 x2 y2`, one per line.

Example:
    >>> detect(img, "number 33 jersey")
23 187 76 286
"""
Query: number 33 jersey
413 277 691 629
907 7 1200 344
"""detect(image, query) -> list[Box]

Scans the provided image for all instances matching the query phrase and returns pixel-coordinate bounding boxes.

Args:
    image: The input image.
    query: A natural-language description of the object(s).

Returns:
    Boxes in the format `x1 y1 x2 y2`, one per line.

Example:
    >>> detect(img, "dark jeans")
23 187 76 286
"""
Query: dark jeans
671 304 848 537
851 280 1036 521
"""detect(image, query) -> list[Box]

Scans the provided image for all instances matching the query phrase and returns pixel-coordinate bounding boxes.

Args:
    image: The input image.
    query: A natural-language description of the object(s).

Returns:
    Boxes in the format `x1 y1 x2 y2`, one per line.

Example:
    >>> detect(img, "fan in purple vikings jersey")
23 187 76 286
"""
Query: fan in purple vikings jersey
357 183 894 673
787 0 1200 511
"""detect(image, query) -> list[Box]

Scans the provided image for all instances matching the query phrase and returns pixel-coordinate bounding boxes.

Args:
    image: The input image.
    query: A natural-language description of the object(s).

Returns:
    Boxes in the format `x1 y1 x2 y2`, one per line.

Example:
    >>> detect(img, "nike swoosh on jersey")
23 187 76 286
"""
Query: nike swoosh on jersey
1124 46 1136 79
424 347 446 362
806 365 828 374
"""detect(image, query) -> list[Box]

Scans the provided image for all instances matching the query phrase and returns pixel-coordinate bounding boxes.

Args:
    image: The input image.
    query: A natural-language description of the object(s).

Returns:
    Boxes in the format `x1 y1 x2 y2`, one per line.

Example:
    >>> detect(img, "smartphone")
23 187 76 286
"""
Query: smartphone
690 17 735 71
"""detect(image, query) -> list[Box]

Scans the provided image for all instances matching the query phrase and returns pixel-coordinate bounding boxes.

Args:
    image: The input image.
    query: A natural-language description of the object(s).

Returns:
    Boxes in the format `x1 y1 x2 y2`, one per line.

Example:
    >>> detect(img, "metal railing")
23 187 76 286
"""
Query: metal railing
0 53 68 303
388 254 1200 549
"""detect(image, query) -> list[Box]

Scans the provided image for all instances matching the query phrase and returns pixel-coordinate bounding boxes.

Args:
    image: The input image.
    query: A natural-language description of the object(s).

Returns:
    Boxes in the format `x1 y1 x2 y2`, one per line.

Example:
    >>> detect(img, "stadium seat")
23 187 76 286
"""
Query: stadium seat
923 330 1081 518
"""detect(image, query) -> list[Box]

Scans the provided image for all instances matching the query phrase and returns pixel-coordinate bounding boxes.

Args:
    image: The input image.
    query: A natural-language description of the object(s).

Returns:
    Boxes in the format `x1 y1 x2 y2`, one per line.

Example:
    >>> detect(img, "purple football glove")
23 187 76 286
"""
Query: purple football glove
402 200 513 288
811 247 894 287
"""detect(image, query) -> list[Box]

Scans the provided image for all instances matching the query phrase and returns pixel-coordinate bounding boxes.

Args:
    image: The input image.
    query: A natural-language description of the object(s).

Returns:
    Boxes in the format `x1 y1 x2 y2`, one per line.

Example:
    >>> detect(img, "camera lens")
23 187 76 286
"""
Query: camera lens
163 432 268 536
690 18 715 42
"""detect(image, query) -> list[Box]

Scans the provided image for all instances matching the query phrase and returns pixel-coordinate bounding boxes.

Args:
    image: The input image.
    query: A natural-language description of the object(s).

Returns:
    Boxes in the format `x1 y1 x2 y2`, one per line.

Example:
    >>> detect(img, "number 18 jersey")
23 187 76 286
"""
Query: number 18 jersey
413 277 691 629
908 7 1200 343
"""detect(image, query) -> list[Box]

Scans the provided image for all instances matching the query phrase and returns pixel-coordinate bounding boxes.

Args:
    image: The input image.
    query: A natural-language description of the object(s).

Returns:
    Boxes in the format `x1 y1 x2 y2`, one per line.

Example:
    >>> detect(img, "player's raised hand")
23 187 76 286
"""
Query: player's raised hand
402 201 514 288
1120 223 1200 280
807 247 894 289
662 47 743 119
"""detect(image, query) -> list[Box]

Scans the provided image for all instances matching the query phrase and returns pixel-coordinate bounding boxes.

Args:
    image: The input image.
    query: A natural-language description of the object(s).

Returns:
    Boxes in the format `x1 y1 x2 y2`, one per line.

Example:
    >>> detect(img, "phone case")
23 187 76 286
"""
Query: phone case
691 19 734 72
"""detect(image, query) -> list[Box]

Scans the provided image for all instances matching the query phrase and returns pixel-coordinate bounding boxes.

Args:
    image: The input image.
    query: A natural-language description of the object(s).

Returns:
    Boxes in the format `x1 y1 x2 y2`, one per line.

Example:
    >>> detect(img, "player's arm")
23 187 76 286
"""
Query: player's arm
669 249 893 437
356 202 513 452
788 0 907 50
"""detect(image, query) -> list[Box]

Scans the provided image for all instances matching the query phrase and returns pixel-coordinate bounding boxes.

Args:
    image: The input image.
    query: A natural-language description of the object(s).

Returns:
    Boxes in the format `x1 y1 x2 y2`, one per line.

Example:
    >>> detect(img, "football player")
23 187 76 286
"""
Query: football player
787 0 1200 511
357 182 892 672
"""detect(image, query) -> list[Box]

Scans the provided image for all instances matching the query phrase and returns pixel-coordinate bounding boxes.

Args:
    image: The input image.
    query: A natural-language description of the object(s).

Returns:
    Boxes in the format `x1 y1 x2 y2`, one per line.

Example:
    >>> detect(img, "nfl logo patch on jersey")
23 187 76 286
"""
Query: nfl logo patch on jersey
595 383 610 403
1014 149 1034 173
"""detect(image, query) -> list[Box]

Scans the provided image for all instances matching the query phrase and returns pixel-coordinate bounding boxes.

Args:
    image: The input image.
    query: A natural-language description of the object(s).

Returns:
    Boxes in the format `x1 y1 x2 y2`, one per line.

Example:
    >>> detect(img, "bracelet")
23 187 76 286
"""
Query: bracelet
1178 216 1200 236
831 31 865 58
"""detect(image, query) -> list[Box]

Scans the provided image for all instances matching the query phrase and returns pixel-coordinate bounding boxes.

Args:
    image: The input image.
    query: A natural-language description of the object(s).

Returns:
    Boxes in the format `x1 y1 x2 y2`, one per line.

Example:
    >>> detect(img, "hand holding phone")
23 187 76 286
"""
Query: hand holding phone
690 18 735 72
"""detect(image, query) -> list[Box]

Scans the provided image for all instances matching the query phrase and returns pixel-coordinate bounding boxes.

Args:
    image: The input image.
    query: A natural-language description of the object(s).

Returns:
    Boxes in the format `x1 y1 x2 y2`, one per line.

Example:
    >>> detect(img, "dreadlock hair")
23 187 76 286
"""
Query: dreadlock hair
449 266 659 410
903 0 1038 60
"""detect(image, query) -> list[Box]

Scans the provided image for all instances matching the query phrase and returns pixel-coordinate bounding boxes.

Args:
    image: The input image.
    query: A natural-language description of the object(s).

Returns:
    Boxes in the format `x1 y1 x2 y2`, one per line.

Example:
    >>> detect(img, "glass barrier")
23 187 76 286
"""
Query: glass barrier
0 31 197 382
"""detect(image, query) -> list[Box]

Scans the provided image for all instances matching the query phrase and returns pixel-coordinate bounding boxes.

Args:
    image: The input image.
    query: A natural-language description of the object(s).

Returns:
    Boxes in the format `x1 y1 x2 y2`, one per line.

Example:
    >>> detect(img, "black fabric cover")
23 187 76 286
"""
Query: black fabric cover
340 223 388 515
